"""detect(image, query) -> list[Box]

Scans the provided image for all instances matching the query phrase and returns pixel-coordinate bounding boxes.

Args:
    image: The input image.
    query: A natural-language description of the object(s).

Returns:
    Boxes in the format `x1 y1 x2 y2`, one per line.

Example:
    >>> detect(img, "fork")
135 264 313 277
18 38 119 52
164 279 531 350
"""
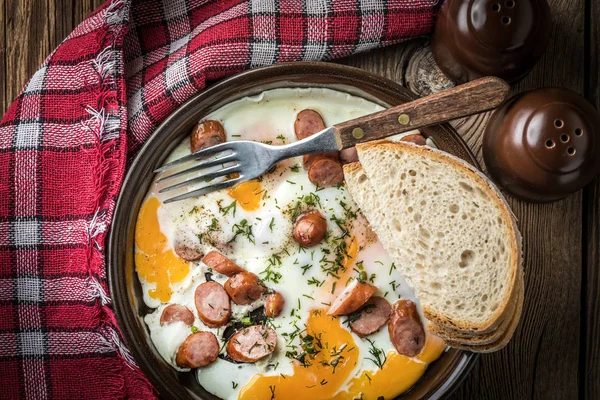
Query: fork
155 76 510 203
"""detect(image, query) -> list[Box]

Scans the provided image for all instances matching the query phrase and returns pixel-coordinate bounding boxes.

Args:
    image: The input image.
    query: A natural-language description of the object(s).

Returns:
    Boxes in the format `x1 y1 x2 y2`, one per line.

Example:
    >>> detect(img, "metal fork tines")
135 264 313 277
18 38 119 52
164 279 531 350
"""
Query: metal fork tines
154 128 339 203
155 143 244 204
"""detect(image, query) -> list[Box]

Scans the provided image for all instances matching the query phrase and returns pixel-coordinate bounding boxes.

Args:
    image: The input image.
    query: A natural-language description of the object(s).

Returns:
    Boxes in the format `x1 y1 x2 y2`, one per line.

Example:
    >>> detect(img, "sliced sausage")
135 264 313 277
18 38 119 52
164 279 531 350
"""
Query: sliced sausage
388 300 426 357
328 280 377 316
160 304 195 326
339 147 359 164
176 331 220 368
303 151 339 170
292 210 327 247
308 158 345 188
195 282 231 328
400 133 427 146
227 325 277 362
265 292 285 318
224 272 266 305
174 244 203 262
294 109 326 140
202 251 245 277
349 296 391 337
191 120 226 153
294 108 343 183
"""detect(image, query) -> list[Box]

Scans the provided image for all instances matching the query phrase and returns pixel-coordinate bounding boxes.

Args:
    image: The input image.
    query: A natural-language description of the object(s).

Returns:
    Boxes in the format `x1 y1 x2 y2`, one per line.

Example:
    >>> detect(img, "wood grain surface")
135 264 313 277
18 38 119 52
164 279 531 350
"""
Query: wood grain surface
585 0 600 398
0 1 598 399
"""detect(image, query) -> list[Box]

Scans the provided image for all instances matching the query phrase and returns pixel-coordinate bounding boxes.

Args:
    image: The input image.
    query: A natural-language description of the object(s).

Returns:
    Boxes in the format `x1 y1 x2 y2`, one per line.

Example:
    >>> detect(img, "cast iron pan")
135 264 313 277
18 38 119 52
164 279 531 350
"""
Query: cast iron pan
108 62 478 400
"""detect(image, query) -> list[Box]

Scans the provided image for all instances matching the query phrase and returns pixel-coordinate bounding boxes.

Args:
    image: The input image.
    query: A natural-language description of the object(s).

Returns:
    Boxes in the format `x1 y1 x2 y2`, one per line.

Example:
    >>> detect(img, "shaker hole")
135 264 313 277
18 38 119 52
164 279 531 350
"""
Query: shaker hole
505 0 515 7
545 139 555 148
554 119 564 128
567 147 576 155
492 3 501 11
501 16 511 24
575 128 583 136
560 134 569 143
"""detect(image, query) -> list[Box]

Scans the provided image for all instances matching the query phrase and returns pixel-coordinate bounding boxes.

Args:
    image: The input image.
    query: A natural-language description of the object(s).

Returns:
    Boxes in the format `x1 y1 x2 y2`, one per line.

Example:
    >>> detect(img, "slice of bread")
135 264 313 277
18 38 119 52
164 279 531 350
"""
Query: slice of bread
345 141 522 335
344 161 520 347
345 161 518 347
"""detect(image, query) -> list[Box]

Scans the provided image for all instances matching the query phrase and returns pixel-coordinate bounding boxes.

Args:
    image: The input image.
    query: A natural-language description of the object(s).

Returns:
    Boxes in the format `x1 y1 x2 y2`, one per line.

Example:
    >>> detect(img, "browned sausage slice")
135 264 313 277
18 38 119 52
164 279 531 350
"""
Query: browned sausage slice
292 210 327 247
388 300 426 357
176 331 220 368
303 151 339 170
349 296 391 337
224 272 266 305
339 147 359 164
294 109 326 140
328 280 377 316
191 120 226 153
174 244 203 262
265 292 285 318
195 282 231 328
308 158 344 188
400 133 427 146
202 251 245 277
294 109 343 176
227 325 277 362
160 304 195 326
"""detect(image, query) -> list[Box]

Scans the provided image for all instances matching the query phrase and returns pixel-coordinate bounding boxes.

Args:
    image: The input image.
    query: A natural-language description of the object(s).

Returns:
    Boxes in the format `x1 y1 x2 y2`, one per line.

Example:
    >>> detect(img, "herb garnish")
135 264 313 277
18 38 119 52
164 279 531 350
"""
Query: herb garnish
229 219 255 244
221 200 237 217
366 338 387 369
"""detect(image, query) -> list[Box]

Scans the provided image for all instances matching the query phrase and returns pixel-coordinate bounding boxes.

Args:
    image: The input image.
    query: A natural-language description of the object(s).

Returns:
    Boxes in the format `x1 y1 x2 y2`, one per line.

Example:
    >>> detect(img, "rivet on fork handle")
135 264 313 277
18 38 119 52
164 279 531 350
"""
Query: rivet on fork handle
398 114 411 125
352 128 365 139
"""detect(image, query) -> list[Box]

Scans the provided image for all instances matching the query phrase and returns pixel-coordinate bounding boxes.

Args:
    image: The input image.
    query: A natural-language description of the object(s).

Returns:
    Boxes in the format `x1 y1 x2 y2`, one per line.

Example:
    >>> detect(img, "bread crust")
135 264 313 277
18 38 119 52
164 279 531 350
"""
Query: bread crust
427 264 523 346
442 267 524 352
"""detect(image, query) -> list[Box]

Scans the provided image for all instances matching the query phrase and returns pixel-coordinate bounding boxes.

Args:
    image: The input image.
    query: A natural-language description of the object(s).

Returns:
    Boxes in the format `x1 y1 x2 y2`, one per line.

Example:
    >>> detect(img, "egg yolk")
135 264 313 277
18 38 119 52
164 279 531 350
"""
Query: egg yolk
135 197 189 302
239 310 446 400
227 180 263 211
332 335 446 400
238 310 359 400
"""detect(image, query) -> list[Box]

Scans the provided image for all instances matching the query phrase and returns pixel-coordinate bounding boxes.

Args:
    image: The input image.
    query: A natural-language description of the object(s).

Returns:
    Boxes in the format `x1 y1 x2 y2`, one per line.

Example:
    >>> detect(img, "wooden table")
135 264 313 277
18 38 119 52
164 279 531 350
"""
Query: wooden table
1 1 598 399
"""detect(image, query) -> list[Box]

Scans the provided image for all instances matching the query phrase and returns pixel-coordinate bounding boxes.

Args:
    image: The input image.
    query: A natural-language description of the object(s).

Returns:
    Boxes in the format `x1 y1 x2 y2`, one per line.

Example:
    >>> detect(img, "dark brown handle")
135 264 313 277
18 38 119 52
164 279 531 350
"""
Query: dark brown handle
333 76 510 149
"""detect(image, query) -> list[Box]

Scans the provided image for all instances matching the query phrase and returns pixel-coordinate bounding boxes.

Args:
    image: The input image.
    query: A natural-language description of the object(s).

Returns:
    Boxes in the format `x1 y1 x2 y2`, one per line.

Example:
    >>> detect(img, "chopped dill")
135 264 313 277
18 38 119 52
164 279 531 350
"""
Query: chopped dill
365 338 387 369
221 200 237 217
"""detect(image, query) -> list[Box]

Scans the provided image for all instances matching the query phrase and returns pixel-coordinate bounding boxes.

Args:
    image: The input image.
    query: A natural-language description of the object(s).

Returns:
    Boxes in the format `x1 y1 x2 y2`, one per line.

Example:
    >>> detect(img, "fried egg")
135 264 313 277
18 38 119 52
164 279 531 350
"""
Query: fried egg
135 88 445 400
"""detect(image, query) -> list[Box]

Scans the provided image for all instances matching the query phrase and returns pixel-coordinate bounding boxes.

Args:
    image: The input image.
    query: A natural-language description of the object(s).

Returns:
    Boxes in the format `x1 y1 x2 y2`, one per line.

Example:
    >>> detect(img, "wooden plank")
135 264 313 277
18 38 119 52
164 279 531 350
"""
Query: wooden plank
0 0 6 117
343 1 584 399
3 0 51 113
584 182 599 400
584 0 600 398
52 0 105 46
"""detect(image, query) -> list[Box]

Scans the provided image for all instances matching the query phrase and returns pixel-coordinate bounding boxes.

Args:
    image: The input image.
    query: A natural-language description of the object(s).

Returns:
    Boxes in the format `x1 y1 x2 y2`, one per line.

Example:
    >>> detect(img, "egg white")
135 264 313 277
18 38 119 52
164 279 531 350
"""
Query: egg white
138 88 432 400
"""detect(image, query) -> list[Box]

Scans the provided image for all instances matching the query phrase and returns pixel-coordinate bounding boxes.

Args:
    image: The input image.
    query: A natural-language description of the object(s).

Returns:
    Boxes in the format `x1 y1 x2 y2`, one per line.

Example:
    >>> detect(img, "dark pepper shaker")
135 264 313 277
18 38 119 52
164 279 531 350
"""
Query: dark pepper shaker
483 88 600 202
432 0 552 84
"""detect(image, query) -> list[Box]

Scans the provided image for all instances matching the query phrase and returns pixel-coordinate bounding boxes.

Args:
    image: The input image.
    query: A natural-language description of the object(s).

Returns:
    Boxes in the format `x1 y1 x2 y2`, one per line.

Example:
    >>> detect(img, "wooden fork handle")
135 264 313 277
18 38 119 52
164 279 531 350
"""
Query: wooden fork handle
333 76 510 149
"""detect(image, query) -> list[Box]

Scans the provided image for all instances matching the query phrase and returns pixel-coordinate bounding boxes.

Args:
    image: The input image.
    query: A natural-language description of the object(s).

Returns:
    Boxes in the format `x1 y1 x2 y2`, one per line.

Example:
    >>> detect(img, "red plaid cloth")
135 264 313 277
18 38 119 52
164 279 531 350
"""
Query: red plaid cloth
0 0 438 398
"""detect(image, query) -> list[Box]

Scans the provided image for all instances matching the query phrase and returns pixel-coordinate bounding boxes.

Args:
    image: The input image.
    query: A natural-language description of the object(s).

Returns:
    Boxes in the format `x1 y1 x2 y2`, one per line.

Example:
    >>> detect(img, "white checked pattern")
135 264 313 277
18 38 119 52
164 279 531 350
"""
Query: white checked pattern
14 121 42 149
250 40 279 67
16 277 42 303
24 66 48 93
13 219 39 247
